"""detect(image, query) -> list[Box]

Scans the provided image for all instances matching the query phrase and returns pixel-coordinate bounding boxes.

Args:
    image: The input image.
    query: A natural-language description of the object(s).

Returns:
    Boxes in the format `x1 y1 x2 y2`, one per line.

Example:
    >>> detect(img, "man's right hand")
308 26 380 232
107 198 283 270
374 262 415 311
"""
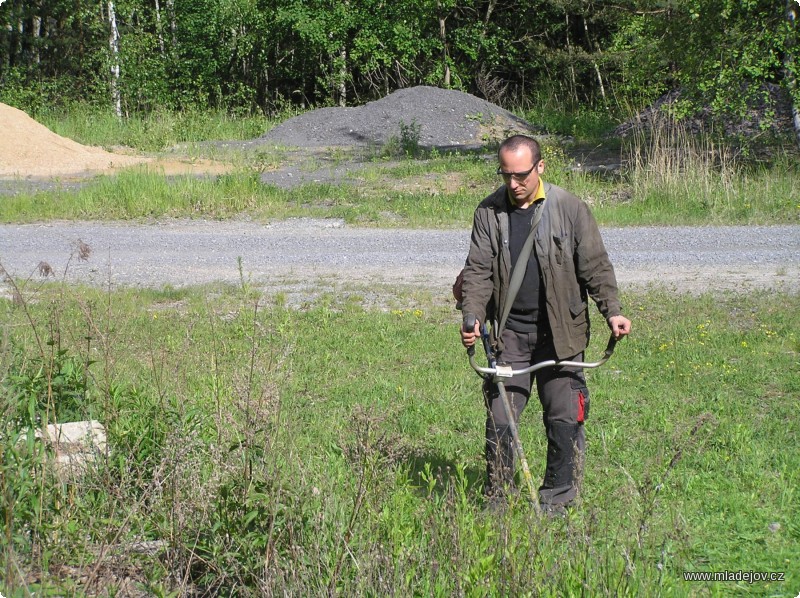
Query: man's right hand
461 316 480 348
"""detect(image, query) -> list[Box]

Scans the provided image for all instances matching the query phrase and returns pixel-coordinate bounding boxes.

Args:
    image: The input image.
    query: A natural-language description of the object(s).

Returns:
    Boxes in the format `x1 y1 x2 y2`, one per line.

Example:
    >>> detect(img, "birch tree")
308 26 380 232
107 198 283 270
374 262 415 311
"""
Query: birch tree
154 0 165 56
107 0 122 116
785 0 800 146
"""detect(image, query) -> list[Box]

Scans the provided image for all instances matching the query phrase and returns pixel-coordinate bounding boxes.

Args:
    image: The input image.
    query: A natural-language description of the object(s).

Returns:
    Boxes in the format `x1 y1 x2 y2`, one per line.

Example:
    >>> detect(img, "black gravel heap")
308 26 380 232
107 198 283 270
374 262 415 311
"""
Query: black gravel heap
260 85 537 150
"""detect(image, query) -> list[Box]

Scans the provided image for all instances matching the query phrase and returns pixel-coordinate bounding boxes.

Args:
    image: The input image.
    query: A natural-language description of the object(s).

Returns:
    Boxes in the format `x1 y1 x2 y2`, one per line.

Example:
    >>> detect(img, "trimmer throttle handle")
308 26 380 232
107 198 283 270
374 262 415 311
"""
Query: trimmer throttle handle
463 313 477 332
463 313 477 357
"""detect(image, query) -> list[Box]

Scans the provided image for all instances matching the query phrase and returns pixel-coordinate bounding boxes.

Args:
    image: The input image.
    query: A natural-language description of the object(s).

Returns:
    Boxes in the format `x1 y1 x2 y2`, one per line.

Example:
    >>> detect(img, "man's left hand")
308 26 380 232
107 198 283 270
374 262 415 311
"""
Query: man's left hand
607 315 632 340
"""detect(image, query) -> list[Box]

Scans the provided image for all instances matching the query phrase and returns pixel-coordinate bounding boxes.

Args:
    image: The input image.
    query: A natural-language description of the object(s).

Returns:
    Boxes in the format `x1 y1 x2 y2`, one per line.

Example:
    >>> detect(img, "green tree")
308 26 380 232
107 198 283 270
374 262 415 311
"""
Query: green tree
0 0 109 110
1 0 797 145
613 0 798 139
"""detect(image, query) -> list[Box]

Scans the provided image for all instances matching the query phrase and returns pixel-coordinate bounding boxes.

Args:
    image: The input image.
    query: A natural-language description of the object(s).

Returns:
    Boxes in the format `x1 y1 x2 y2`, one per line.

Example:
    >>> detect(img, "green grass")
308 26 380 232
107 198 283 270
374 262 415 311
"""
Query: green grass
3 135 798 226
584 154 800 226
520 99 620 141
0 154 501 226
35 105 278 152
1 280 798 596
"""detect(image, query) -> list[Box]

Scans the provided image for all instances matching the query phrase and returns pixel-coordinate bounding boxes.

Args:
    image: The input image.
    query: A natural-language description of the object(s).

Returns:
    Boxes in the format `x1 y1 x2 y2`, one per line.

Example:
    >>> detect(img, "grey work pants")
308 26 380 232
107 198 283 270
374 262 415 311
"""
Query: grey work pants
484 327 589 506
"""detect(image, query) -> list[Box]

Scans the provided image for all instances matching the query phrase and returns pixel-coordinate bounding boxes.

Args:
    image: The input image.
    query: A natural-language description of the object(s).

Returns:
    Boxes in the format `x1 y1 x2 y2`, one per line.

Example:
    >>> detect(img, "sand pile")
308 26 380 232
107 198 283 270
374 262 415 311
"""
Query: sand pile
0 103 149 178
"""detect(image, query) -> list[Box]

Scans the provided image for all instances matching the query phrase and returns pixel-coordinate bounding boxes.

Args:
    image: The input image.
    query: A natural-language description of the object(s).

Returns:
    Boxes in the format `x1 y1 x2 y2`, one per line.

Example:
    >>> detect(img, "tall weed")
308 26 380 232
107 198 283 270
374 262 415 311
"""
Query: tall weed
617 112 800 223
36 105 275 152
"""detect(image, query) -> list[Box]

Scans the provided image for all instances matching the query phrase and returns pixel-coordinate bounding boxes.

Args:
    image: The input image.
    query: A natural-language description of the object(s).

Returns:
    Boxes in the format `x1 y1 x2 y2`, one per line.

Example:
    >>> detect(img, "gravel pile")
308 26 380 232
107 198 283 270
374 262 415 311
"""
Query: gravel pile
260 86 537 150
613 85 795 139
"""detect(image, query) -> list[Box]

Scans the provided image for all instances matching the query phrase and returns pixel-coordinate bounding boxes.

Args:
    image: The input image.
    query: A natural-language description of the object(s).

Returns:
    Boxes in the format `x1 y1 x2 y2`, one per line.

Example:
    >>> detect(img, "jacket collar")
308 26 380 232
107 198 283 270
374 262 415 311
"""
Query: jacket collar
488 181 551 211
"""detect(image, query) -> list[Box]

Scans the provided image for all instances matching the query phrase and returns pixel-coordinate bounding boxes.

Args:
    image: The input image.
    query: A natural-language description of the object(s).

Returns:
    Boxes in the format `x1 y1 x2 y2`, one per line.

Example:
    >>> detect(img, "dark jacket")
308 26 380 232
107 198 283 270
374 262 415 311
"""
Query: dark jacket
461 183 621 359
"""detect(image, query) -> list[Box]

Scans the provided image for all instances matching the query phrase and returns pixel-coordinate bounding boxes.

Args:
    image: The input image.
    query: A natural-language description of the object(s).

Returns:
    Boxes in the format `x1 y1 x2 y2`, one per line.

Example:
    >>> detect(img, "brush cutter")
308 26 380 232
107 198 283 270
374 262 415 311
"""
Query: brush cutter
463 314 618 514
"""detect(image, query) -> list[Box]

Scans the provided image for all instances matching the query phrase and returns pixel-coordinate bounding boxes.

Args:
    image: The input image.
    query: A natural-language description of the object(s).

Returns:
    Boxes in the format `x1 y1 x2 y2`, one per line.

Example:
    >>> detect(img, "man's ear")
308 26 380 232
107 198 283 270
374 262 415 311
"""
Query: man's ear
537 160 545 174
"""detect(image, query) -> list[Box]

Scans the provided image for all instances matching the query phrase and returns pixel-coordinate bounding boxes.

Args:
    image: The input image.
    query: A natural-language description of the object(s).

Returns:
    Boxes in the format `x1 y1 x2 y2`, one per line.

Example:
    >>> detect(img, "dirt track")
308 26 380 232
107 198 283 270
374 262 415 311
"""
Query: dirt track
1 220 798 305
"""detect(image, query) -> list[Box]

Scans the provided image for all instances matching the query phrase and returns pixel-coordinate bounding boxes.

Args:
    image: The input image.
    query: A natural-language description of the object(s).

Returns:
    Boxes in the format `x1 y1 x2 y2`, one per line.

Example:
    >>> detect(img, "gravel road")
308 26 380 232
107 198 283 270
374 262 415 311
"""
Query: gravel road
2 220 798 302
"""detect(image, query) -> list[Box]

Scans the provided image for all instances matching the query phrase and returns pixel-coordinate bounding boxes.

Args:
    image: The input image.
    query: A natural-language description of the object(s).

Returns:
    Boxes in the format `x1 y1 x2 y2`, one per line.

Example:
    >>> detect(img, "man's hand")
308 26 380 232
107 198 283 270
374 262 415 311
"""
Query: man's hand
461 317 481 348
607 315 632 340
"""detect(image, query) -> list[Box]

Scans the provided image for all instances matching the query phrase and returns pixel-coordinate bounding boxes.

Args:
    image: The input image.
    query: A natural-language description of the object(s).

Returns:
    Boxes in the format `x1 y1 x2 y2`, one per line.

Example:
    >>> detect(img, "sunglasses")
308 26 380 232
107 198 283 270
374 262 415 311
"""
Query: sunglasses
496 165 536 182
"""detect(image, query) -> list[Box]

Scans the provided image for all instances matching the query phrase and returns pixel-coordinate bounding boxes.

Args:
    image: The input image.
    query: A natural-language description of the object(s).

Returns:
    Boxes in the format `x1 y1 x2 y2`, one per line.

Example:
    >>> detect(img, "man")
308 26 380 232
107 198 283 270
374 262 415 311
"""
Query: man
459 134 631 513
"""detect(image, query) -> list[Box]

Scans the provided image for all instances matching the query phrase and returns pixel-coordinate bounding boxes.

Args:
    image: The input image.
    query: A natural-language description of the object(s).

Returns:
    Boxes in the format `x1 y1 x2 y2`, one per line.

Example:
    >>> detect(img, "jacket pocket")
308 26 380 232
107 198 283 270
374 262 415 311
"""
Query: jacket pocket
569 296 587 318
552 234 568 266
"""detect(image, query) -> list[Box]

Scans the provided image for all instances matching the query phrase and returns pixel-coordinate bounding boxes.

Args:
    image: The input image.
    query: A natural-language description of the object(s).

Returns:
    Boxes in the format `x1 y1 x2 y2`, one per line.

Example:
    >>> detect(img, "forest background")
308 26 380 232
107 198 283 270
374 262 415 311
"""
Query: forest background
1 0 799 140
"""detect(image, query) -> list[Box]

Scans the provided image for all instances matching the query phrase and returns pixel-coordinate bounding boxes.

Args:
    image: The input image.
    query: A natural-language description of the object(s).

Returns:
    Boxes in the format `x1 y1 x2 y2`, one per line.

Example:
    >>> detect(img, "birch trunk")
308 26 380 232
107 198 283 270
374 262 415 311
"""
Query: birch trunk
108 0 122 117
338 46 347 107
32 14 42 64
166 0 177 47
16 19 23 64
582 14 606 101
786 0 800 147
154 0 165 56
483 0 497 33
565 13 577 104
437 0 450 87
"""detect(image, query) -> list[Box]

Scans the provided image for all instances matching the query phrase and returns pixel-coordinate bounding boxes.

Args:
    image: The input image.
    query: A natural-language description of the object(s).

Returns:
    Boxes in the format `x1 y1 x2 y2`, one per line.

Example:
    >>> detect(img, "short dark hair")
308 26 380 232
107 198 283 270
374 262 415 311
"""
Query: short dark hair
498 135 541 164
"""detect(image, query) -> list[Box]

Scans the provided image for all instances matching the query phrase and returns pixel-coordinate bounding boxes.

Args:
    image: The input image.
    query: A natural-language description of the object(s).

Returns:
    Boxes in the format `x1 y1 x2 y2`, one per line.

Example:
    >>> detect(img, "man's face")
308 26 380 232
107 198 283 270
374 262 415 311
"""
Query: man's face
498 146 544 208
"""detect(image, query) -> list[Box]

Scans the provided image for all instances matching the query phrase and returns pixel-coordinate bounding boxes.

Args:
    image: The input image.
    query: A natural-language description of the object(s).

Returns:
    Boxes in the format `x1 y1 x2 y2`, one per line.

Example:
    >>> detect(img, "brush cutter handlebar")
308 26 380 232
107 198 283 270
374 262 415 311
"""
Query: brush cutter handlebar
465 324 618 379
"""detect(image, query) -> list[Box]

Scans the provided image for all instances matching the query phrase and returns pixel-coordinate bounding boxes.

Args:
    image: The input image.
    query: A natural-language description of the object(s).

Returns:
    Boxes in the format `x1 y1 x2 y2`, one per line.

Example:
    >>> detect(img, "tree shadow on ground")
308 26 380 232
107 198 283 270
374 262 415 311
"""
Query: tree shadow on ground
402 451 486 503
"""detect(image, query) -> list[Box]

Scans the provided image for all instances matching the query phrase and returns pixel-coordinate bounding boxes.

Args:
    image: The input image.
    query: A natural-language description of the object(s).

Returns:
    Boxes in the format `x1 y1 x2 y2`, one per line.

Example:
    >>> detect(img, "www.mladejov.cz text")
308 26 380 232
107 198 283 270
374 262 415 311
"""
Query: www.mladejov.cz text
683 570 786 583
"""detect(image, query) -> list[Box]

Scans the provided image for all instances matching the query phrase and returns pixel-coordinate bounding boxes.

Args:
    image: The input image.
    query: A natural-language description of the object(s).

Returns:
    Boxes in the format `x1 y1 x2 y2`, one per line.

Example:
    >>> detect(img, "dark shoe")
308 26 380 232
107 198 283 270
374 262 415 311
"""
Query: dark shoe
482 493 508 515
539 501 569 519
